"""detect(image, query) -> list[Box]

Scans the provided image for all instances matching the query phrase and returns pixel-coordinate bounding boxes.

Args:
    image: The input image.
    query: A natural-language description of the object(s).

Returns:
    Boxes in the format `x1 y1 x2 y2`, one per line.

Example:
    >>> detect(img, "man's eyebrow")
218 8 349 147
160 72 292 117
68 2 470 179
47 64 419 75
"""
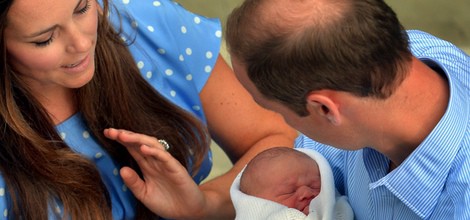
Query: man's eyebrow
25 0 84 38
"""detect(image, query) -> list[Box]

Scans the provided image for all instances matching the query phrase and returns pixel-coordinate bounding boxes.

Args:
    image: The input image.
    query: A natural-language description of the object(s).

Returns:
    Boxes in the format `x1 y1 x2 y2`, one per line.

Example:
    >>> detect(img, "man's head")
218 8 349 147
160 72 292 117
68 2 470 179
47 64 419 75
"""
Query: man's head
226 0 412 116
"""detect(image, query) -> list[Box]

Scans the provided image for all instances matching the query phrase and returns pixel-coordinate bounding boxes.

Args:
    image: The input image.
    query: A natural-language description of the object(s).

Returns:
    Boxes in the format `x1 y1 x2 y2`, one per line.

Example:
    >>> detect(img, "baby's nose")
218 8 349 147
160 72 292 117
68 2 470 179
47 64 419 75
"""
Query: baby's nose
297 186 316 201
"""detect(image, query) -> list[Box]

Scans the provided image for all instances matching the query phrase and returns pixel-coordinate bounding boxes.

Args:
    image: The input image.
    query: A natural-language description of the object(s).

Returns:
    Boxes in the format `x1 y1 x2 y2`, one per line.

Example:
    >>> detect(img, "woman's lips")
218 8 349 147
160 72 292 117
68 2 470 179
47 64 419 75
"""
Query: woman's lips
62 54 90 73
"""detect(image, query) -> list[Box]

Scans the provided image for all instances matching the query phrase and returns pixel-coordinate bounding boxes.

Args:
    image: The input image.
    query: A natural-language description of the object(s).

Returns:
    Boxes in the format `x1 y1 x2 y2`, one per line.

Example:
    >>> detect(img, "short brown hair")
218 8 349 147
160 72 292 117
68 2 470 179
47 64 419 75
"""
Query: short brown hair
226 0 412 116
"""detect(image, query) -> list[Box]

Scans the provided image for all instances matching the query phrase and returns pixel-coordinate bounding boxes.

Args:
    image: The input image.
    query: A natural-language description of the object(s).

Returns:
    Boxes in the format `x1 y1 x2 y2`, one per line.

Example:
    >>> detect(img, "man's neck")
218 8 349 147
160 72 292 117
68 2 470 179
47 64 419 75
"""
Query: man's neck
372 57 450 167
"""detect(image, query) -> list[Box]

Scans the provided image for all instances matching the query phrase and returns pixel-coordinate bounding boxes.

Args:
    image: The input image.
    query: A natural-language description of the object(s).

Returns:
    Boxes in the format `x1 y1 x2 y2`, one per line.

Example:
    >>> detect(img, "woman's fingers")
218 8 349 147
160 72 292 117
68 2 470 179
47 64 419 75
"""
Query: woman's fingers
104 128 169 151
103 128 205 218
120 166 148 200
104 128 174 174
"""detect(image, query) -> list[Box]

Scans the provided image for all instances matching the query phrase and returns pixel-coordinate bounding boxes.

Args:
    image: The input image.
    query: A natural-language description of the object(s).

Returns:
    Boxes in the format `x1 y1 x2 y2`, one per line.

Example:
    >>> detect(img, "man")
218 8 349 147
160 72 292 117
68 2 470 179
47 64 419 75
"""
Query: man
225 0 470 219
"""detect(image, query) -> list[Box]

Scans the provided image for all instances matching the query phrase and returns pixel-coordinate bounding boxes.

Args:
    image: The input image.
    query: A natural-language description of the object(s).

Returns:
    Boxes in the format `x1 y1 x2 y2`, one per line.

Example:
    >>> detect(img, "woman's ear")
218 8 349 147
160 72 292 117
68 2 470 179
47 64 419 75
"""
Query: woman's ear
305 91 341 126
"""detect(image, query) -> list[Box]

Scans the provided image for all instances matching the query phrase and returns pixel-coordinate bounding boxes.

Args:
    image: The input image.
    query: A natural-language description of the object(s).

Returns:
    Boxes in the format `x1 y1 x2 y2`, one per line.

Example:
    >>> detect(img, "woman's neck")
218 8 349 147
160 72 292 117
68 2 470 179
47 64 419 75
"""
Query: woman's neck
35 88 78 125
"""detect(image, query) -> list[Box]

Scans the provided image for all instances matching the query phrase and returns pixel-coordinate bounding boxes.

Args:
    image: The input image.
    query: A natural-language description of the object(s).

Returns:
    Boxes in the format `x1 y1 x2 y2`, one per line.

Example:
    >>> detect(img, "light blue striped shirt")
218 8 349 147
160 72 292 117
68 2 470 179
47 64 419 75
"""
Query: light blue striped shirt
296 30 470 220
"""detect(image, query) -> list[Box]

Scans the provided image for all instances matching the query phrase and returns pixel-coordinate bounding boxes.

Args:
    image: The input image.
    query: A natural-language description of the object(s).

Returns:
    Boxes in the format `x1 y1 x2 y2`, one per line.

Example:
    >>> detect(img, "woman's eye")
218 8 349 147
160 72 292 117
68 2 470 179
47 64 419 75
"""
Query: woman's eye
76 0 91 14
34 36 54 47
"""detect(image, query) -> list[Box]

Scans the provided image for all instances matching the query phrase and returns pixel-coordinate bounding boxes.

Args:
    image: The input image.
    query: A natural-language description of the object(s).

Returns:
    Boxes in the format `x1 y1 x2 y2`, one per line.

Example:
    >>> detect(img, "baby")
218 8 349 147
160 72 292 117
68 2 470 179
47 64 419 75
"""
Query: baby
230 147 354 220
240 147 321 215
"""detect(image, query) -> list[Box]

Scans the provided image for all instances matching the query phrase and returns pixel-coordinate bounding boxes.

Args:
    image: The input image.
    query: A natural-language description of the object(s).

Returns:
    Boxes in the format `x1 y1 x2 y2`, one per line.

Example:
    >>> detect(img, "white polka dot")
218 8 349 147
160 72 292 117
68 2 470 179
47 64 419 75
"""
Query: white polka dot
137 61 144 69
146 71 152 79
3 209 7 217
0 188 4 196
158 48 166 54
55 206 61 214
82 131 90 139
181 26 187 34
60 132 66 140
122 0 130 4
215 30 222 38
192 105 201 111
185 48 192 55
204 65 212 73
194 16 201 24
170 90 176 97
179 55 185 61
121 36 127 42
95 152 103 159
206 51 213 59
147 26 155 32
165 69 174 76
113 168 119 176
185 74 193 81
122 185 128 192
153 1 161 6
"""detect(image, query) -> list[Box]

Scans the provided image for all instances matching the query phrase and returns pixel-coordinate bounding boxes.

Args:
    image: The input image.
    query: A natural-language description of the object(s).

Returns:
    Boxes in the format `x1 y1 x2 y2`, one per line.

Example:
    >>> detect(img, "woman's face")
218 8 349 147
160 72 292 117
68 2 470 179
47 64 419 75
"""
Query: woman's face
4 0 98 95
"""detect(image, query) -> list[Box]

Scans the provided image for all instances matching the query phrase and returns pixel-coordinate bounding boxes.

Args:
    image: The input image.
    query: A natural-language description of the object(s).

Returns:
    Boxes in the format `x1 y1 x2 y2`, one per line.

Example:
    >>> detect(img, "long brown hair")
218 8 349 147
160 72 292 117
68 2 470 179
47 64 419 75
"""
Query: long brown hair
0 0 209 219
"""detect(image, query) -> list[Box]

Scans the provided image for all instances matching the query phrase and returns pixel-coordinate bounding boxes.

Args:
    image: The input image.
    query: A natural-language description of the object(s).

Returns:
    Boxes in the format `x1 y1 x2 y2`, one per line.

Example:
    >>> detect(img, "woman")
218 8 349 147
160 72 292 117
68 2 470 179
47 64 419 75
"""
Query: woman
0 0 297 219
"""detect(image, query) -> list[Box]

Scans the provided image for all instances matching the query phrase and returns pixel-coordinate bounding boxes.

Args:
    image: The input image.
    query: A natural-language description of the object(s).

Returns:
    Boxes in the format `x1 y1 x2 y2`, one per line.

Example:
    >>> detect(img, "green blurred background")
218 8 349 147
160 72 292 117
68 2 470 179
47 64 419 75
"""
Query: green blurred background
174 0 470 181
176 0 470 50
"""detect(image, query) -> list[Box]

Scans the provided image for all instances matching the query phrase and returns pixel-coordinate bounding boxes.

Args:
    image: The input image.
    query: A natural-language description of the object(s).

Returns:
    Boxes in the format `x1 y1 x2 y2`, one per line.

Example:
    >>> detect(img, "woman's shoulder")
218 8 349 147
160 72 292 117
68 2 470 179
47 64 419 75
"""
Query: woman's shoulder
103 0 223 120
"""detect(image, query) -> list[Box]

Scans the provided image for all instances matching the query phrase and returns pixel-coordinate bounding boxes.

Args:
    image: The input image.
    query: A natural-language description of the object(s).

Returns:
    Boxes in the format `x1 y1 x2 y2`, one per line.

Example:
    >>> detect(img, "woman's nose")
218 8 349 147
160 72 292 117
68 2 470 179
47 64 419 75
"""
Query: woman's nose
66 24 92 53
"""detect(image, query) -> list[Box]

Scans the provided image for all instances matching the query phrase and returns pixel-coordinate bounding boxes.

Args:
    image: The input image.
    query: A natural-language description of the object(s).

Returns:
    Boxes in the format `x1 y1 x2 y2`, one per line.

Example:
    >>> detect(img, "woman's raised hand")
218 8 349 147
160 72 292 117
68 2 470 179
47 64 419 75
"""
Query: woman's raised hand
104 128 208 219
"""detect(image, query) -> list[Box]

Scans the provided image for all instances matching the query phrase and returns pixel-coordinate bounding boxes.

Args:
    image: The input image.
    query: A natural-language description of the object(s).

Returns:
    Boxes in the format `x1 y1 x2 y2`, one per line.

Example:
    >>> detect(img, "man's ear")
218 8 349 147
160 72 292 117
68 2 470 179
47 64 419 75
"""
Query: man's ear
305 91 341 125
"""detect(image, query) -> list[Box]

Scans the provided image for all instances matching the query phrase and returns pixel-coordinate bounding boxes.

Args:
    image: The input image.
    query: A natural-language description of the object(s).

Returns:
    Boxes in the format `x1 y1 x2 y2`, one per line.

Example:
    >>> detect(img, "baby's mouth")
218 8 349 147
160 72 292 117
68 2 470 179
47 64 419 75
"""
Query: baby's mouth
302 205 309 215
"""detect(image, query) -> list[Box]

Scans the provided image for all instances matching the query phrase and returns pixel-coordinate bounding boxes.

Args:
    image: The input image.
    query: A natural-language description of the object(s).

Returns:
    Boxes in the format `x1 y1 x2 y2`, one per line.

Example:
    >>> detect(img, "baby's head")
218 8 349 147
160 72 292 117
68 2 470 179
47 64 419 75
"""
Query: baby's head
240 147 321 215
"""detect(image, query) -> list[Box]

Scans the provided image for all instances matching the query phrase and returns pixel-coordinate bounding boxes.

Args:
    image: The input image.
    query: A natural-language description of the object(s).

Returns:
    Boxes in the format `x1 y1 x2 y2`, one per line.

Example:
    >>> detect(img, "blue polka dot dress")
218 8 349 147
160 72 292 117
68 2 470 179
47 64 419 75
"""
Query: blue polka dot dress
0 0 221 219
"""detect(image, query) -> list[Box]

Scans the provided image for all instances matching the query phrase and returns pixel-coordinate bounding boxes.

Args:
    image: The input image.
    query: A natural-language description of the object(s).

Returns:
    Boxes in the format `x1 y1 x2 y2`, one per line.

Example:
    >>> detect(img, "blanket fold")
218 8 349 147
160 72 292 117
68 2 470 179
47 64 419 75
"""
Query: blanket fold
230 148 354 220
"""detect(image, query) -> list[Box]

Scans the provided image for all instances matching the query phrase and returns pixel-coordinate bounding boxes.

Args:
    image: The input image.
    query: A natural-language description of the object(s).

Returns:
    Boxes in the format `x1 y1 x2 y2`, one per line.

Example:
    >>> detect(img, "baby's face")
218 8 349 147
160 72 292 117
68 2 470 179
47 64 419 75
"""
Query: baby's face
255 157 321 215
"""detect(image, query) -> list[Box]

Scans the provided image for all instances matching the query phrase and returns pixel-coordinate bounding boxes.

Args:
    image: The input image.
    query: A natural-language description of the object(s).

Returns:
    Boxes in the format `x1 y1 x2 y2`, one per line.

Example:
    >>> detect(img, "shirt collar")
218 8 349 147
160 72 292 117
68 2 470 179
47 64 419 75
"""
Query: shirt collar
370 59 470 218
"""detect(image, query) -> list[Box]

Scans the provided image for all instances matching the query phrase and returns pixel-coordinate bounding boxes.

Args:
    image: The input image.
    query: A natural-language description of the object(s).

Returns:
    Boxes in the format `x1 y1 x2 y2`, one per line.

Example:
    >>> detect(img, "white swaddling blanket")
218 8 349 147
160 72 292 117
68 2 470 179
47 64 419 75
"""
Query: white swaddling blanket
230 148 354 220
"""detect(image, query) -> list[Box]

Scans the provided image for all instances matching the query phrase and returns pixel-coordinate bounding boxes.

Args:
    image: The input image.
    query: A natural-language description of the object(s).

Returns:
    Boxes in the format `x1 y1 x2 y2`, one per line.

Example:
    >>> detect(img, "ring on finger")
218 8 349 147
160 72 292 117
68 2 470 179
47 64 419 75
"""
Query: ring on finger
158 139 170 151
